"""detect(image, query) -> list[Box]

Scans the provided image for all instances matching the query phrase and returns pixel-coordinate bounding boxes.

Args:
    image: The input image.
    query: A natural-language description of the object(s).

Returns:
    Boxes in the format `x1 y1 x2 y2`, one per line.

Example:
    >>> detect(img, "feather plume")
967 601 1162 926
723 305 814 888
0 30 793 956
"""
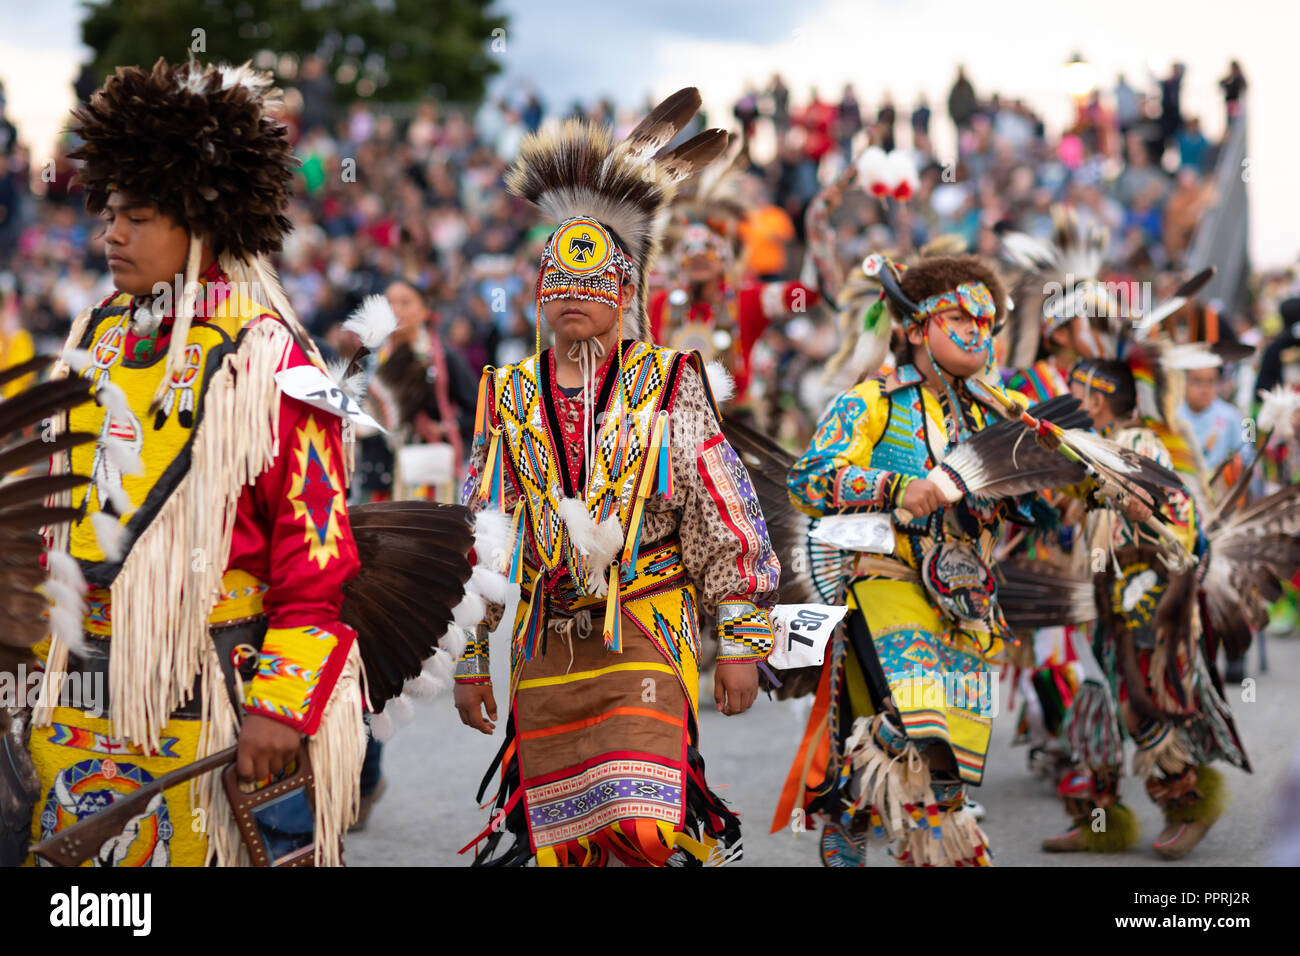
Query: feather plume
402 672 439 699
823 270 892 394
704 360 735 405
325 357 367 403
102 435 145 477
1132 267 1215 334
340 500 475 712
342 294 398 349
1257 386 1300 441
473 508 517 575
59 348 93 374
69 58 296 261
437 625 469 660
558 496 624 581
469 564 512 607
45 550 84 591
369 711 394 742
94 381 130 420
929 396 1093 501
423 650 455 691
998 558 1097 628
0 360 98 669
886 151 919 201
450 591 487 631
387 694 414 725
506 90 721 341
91 512 126 561
857 146 890 196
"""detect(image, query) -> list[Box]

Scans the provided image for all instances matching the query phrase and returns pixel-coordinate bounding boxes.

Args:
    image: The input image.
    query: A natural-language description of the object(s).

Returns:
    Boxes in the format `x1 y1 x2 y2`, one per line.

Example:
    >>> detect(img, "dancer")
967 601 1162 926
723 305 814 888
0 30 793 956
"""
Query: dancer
453 90 782 866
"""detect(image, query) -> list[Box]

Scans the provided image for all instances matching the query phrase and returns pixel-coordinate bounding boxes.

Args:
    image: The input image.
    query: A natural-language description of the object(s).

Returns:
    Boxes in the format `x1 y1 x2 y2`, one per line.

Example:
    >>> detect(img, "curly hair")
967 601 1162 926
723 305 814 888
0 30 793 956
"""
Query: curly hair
889 254 1008 365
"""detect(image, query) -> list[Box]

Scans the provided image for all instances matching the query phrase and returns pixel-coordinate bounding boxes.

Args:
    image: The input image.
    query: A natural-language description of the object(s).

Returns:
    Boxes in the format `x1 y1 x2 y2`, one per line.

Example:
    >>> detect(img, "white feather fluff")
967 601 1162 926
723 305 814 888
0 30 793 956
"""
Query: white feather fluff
388 694 415 725
438 625 469 660
559 497 624 582
94 381 131 420
342 294 399 349
705 360 735 405
469 564 512 607
1160 342 1222 371
90 512 126 561
102 436 144 477
369 711 395 742
1258 386 1300 440
103 481 132 517
325 357 367 403
423 650 456 690
403 672 440 699
1000 231 1060 271
218 63 272 95
42 578 83 615
473 508 515 575
856 146 890 194
50 604 88 655
43 574 88 655
45 550 84 590
60 348 93 374
450 591 487 631
886 150 919 197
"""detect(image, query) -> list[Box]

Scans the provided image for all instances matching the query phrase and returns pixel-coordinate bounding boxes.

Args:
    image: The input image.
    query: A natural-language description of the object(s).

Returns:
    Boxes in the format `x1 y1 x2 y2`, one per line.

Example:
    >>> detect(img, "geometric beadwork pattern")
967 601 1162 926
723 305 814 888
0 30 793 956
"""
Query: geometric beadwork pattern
493 341 682 592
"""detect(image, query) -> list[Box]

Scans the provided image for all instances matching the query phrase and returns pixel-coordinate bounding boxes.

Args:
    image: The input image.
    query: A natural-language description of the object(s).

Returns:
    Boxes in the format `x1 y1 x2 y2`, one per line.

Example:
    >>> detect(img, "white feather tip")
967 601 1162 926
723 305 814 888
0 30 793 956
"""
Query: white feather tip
705 360 736 405
90 512 126 562
61 349 93 374
343 294 399 349
102 436 144 477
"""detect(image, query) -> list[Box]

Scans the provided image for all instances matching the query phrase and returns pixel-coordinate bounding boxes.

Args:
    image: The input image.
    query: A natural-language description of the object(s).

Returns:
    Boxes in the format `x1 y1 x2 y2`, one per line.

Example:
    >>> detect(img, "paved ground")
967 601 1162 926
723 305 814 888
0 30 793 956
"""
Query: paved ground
347 605 1300 867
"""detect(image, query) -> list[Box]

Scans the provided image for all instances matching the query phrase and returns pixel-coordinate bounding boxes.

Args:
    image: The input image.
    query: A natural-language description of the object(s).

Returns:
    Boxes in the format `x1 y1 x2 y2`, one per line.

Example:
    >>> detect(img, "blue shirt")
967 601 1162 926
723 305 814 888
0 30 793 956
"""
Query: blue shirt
1179 398 1246 472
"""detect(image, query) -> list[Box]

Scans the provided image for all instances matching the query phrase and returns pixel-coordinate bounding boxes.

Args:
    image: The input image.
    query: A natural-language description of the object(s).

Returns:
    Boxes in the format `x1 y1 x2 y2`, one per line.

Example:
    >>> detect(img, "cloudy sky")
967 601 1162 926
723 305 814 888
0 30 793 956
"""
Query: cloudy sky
2 0 1296 265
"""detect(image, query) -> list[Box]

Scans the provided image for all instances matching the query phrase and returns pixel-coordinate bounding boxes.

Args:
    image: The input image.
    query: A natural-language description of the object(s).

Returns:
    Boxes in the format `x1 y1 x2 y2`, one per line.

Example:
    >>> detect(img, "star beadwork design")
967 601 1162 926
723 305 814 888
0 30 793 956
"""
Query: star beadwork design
289 417 345 569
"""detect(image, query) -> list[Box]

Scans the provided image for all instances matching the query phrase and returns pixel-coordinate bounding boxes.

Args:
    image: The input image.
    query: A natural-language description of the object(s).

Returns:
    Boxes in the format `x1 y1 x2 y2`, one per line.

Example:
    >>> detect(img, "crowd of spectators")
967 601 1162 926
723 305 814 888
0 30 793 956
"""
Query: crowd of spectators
0 57 1289 426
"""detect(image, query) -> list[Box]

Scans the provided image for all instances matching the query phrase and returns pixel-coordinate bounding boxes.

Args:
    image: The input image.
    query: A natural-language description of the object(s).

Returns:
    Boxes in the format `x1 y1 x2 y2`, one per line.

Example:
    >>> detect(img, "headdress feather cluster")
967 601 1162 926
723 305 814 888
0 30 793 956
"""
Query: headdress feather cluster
505 88 728 336
69 57 296 261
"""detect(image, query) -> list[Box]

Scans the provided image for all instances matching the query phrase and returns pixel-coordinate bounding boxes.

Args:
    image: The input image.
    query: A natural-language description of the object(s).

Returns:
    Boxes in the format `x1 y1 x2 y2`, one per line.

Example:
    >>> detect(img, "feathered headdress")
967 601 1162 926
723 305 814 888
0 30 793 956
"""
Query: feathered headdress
664 135 749 265
505 88 727 340
69 58 295 261
68 58 322 405
996 206 1118 368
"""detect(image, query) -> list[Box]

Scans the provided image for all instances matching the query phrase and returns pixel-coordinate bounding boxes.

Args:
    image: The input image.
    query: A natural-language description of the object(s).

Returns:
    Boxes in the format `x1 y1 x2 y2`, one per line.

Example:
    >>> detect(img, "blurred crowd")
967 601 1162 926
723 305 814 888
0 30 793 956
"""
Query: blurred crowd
0 56 1293 435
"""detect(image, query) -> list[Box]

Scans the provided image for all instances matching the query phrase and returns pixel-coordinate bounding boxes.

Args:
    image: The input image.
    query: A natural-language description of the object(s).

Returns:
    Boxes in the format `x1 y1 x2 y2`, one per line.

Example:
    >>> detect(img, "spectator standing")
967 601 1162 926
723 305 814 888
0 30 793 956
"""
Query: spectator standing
1114 73 1139 138
1158 61 1186 155
948 66 977 135
837 84 862 162
769 74 791 135
1220 60 1247 128
911 92 932 145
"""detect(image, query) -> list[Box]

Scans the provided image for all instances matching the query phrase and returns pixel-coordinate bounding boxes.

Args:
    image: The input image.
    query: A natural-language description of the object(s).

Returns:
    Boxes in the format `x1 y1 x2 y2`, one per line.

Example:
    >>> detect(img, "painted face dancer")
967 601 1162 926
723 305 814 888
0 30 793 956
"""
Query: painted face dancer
452 90 783 866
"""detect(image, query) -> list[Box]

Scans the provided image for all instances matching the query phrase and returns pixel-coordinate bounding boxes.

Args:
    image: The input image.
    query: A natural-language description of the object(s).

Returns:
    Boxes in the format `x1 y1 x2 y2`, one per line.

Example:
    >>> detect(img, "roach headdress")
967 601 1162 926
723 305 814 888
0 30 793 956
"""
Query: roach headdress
505 88 728 341
69 58 295 261
69 58 324 403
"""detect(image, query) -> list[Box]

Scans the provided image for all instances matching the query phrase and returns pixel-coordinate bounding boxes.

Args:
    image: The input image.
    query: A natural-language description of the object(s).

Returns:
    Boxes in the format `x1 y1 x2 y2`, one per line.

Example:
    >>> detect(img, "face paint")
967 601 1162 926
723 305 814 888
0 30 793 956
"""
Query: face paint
934 311 994 363
914 282 996 322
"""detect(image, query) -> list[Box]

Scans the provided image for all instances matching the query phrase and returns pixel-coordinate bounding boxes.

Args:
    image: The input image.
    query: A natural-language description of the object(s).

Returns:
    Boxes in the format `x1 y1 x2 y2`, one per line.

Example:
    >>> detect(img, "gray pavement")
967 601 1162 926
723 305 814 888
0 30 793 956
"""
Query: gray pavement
346 607 1300 866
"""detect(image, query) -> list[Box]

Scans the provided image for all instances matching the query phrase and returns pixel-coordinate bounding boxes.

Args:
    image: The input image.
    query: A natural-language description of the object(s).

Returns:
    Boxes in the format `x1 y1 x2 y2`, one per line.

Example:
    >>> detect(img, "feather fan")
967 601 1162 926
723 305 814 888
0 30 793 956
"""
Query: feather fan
720 414 850 700
0 356 98 668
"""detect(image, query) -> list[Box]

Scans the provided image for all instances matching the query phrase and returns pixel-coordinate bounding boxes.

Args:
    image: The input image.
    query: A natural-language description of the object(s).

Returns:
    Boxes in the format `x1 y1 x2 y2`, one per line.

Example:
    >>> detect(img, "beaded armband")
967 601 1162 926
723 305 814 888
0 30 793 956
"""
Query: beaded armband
715 598 776 663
